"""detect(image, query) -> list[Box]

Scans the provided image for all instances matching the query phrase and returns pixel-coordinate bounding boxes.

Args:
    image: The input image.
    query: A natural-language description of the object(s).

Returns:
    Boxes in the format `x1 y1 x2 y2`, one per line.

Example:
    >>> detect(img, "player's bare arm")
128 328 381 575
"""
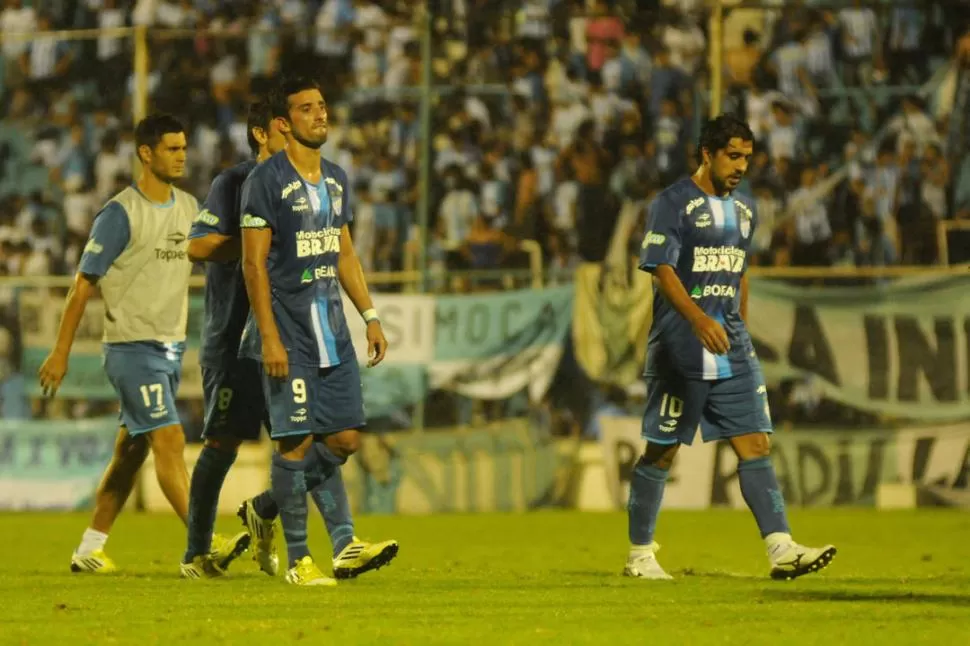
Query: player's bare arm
38 272 99 397
241 227 288 379
188 233 240 264
337 224 387 367
654 265 730 355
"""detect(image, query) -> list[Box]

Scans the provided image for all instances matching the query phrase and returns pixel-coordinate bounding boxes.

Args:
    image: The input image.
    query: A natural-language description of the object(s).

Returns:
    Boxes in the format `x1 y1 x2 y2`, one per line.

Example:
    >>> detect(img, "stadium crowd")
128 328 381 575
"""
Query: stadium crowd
2 0 970 427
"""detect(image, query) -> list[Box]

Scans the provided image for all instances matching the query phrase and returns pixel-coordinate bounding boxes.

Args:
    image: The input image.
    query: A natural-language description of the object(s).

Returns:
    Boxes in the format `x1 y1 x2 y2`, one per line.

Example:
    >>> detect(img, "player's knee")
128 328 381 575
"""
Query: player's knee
733 432 771 460
148 424 186 458
641 442 679 470
204 436 242 454
115 428 149 463
277 434 314 460
325 429 361 459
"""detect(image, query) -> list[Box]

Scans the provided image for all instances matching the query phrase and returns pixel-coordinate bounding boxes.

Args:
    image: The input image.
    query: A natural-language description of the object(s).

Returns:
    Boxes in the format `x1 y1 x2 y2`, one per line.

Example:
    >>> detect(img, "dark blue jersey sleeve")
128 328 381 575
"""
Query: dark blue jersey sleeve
638 194 682 271
240 167 278 231
78 202 131 277
190 171 238 239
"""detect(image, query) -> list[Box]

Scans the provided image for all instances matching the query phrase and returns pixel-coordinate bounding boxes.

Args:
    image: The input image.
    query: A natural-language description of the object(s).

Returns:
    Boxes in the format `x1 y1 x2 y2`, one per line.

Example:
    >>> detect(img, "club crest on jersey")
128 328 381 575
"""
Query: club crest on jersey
735 200 753 238
325 177 344 216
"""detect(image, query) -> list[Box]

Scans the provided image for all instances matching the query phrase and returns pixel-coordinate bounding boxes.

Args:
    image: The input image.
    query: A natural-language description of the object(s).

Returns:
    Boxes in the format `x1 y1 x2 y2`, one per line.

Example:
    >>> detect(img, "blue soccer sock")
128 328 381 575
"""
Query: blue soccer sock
184 445 236 563
271 451 311 567
627 459 669 546
310 467 355 558
251 490 278 520
738 456 791 538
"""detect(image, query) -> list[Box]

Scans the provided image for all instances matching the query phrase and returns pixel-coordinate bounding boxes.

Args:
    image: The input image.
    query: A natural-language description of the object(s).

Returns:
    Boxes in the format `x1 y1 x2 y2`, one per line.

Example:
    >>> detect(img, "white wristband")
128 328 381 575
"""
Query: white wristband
362 308 379 323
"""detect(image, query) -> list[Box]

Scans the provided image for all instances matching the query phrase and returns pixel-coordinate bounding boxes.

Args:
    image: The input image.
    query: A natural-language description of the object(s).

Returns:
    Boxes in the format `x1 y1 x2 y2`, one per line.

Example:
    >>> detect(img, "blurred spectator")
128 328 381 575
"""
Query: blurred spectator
0 0 964 292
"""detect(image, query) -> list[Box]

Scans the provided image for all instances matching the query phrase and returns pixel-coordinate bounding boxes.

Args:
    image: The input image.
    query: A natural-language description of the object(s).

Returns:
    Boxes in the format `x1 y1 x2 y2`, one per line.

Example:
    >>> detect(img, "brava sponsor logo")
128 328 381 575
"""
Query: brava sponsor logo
692 246 746 272
296 228 341 257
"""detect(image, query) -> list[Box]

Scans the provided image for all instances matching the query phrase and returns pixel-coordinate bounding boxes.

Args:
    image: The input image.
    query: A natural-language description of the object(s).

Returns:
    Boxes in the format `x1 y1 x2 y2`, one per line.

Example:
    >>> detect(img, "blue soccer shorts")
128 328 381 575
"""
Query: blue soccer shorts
103 346 183 435
200 359 268 441
641 363 773 446
260 359 366 439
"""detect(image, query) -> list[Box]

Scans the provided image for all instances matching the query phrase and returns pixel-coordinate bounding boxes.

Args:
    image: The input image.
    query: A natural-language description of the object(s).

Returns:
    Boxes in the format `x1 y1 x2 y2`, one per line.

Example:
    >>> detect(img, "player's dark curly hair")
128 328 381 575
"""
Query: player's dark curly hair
247 99 274 157
134 113 184 158
268 76 324 121
696 114 754 164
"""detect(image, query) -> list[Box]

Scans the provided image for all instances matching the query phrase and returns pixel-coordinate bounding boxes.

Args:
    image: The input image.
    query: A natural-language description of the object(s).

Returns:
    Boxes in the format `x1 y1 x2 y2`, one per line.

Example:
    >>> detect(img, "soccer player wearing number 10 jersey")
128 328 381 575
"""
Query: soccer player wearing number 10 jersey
624 115 836 580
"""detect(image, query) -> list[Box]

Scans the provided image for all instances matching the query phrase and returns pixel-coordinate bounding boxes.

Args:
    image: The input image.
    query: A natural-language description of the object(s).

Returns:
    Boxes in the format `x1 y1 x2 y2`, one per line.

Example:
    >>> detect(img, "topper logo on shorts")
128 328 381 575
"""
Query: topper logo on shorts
281 180 302 200
290 407 308 423
692 246 745 272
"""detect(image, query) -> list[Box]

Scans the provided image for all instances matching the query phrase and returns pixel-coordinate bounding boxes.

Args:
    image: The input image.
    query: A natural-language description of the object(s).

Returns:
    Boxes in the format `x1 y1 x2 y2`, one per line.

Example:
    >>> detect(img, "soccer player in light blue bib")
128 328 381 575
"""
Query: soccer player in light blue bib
39 114 247 575
625 115 836 580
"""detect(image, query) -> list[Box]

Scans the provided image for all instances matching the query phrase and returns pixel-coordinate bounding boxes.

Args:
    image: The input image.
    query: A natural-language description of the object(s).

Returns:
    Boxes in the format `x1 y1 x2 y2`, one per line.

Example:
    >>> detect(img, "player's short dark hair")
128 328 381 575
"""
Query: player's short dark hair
134 113 185 153
269 76 324 121
697 114 754 163
247 99 274 157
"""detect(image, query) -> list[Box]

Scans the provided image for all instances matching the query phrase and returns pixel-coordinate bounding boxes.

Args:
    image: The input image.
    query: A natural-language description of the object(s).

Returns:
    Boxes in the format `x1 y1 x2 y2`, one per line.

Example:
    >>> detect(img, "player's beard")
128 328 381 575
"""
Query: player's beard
712 171 740 196
152 164 182 185
291 129 327 150
711 173 729 196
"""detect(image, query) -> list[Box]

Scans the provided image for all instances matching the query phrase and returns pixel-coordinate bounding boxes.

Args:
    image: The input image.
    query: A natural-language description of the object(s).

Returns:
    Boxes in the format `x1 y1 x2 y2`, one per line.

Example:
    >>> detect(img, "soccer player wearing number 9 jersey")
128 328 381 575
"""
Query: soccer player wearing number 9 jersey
240 76 396 586
624 115 836 581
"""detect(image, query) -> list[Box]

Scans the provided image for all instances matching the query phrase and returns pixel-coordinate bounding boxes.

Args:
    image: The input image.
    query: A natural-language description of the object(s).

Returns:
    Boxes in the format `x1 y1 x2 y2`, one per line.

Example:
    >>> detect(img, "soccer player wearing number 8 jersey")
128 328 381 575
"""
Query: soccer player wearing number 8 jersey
624 115 836 581
240 76 395 586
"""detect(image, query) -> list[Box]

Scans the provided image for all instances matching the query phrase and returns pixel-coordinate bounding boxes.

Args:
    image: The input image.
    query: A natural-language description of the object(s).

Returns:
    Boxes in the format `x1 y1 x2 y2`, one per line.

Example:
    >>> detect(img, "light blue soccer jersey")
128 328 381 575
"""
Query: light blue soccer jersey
238 152 355 368
639 177 758 381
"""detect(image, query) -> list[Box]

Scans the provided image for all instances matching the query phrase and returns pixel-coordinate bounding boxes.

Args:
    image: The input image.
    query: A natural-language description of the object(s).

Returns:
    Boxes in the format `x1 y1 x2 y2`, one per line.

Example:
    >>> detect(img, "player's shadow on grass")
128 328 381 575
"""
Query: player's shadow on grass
764 589 970 607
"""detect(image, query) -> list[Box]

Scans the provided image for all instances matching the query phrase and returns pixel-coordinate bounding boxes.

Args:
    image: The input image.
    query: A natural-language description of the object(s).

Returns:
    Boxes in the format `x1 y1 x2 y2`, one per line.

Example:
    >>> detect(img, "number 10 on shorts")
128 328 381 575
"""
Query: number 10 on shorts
660 393 683 418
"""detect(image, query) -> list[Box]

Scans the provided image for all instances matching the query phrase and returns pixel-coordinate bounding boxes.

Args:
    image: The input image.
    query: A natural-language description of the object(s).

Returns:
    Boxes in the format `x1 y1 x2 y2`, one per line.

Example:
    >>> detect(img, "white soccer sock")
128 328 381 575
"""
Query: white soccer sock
629 542 658 556
77 528 109 555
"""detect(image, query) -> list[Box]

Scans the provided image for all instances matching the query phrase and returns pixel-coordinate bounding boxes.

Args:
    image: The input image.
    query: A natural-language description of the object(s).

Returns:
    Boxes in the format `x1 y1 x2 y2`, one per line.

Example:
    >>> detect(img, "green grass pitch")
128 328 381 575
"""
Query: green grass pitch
1 510 969 645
